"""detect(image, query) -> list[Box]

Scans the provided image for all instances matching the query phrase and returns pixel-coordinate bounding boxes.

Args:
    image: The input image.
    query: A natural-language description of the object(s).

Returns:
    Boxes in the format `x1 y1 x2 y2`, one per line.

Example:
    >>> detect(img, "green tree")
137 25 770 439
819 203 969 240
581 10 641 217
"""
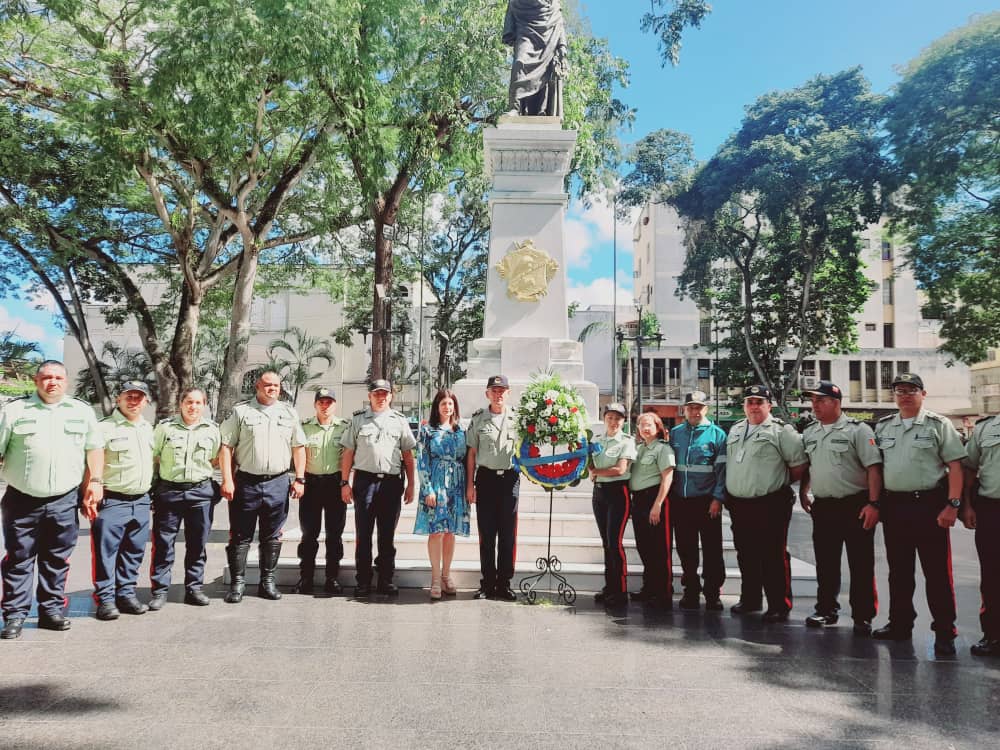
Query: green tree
75 341 156 405
885 12 1000 363
674 69 888 414
266 326 335 405
641 0 712 66
618 128 698 209
0 330 42 380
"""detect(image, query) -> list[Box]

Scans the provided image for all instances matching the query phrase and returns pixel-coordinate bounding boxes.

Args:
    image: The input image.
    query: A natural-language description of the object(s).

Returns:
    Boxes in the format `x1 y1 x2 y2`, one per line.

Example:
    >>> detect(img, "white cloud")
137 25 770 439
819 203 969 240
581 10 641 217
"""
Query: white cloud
26 289 59 313
0 304 49 343
566 277 634 309
564 195 639 268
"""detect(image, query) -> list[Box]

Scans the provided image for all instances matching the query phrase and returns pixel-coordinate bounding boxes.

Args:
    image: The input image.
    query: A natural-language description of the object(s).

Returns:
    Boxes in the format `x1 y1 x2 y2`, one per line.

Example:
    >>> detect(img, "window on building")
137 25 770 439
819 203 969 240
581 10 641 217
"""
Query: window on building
865 323 877 332
896 360 910 375
865 361 877 390
882 240 893 261
652 358 666 386
849 361 861 381
820 360 831 380
880 361 894 390
801 360 816 378
882 279 894 305
884 323 895 348
699 316 712 346
861 238 871 250
669 358 682 382
697 358 711 379
640 357 650 388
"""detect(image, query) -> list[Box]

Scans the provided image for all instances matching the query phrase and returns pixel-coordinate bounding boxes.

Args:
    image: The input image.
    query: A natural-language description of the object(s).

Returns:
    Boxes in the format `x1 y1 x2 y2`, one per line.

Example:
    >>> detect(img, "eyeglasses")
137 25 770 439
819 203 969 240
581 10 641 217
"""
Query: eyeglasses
893 388 920 396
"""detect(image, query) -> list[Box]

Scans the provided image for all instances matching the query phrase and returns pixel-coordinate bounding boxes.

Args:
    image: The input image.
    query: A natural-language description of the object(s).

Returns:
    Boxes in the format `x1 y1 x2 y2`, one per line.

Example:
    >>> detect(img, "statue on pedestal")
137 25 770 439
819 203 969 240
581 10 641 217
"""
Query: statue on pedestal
503 0 567 117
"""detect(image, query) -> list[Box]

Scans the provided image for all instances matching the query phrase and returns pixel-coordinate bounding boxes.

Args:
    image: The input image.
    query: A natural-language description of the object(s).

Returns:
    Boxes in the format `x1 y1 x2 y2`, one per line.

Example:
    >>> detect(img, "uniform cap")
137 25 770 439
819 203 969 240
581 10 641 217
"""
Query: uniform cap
119 380 150 398
684 390 709 406
743 384 772 401
891 372 924 390
803 380 842 400
486 375 510 389
604 402 627 417
314 387 337 401
368 379 392 393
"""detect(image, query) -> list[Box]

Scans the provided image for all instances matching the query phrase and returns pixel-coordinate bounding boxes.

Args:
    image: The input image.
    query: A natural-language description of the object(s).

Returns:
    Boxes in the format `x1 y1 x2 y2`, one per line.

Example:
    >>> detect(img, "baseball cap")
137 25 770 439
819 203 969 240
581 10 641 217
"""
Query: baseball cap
891 373 924 390
314 387 337 401
684 390 709 406
486 375 510 389
604 402 627 416
368 379 392 393
119 380 150 398
743 384 772 401
803 380 843 400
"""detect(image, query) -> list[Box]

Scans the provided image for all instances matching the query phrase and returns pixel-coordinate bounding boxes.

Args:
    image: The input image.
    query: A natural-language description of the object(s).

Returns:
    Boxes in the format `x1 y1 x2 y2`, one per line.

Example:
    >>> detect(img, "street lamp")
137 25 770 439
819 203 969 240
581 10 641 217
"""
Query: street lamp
615 300 663 420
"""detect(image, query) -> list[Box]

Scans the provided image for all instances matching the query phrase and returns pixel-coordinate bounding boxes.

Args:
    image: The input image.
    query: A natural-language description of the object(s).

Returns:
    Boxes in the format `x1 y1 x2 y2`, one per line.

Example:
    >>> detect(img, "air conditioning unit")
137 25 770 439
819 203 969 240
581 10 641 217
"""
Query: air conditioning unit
799 376 820 391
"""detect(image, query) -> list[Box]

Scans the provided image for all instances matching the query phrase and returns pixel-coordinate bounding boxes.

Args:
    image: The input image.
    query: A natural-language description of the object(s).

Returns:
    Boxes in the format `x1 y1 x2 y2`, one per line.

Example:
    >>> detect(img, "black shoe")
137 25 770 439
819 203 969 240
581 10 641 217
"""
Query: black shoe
651 595 673 611
762 610 790 623
971 637 1000 657
37 612 71 632
1 617 25 639
853 620 872 637
934 636 957 656
805 612 838 628
474 587 494 600
184 590 211 606
147 593 168 611
603 593 628 608
324 579 343 595
376 582 399 596
495 585 517 602
291 578 314 595
630 589 651 602
731 601 763 615
872 624 912 641
117 597 149 615
678 592 700 610
704 596 724 611
96 603 120 621
354 584 372 597
593 589 608 604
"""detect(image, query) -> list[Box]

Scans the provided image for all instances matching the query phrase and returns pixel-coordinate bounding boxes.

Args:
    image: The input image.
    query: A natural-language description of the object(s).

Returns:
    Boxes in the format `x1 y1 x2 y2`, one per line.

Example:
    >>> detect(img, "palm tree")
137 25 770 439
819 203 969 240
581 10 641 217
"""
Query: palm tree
75 341 156 407
266 327 335 405
0 330 43 380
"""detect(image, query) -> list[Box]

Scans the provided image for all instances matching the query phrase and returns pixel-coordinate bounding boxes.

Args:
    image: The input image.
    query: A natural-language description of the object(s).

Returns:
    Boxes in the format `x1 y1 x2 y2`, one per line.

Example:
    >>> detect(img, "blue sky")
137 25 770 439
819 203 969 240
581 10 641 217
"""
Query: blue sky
2 1 994 357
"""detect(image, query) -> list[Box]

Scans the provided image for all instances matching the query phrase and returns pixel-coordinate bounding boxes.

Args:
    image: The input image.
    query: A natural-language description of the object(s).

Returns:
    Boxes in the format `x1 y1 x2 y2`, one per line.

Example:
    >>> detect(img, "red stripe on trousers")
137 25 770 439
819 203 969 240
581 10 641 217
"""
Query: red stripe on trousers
617 485 630 592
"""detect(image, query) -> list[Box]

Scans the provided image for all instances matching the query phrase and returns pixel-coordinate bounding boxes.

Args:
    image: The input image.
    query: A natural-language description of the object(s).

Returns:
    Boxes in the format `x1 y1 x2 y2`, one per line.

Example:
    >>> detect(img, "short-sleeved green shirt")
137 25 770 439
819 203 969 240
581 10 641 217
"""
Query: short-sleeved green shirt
802 415 882 499
629 439 676 492
875 409 967 492
466 407 517 471
340 408 416 474
100 409 155 495
302 415 349 475
220 399 306 476
725 416 807 498
153 417 221 484
0 393 102 497
965 415 1000 499
593 431 637 484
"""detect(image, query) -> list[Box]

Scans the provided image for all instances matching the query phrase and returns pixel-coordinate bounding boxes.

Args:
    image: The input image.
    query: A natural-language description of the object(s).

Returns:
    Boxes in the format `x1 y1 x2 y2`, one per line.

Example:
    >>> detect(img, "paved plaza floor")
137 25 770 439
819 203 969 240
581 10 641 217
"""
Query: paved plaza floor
2 506 998 749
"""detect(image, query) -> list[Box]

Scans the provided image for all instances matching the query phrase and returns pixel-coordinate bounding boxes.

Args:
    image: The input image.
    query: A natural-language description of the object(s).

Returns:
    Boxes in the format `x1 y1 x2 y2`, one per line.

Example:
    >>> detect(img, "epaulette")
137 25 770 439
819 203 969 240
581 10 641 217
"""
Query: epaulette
471 408 484 417
392 409 407 418
925 411 946 422
877 414 894 422
772 417 786 425
7 394 30 403
353 408 366 416
234 399 250 406
975 415 994 425
845 417 860 424
157 416 175 425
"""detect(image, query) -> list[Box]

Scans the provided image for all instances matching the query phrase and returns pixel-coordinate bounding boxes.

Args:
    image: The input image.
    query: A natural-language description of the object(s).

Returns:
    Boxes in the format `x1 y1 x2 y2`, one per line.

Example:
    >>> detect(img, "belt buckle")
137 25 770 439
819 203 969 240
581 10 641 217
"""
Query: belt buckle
376 473 385 479
495 469 504 476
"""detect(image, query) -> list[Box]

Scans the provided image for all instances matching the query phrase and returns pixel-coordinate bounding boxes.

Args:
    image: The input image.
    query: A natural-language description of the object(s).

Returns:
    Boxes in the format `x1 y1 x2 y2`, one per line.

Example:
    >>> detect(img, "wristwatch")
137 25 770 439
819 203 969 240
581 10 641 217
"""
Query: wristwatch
89 477 104 485
867 500 880 510
948 497 962 509
293 477 306 486
339 479 350 488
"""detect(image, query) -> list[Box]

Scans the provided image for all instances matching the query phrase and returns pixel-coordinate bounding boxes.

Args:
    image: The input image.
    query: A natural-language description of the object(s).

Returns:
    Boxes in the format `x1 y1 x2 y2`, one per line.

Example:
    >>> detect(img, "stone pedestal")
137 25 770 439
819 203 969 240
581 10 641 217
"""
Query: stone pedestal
452 117 599 419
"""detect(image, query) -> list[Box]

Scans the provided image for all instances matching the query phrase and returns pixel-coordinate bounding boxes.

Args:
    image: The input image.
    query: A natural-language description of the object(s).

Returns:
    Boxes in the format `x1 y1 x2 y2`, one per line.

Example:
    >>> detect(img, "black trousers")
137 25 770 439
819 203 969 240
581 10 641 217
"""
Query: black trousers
352 472 403 586
475 469 519 590
810 494 877 622
298 472 346 579
592 480 631 595
727 487 793 613
671 494 725 598
228 472 290 546
150 479 214 595
882 488 956 636
630 486 672 598
975 496 1000 639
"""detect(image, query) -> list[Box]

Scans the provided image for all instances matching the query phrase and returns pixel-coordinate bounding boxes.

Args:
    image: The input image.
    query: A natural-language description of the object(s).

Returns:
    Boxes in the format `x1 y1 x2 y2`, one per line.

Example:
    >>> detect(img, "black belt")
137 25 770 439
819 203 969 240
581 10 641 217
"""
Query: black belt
157 478 211 491
479 467 516 476
236 470 287 482
355 469 400 481
726 486 792 503
813 491 868 503
885 487 946 501
305 471 341 481
104 490 147 502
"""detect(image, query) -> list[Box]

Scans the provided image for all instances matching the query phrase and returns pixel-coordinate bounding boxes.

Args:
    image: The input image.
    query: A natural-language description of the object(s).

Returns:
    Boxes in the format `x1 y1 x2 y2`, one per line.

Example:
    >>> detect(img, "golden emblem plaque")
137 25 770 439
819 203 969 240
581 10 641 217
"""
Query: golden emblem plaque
495 239 559 303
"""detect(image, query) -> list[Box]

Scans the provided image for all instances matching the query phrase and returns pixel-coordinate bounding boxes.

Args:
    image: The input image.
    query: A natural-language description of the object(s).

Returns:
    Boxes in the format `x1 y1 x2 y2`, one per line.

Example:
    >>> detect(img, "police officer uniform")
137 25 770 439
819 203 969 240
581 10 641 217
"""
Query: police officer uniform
669 391 727 610
220 395 306 602
466 375 519 600
148 413 221 608
591 403 637 606
964 414 1000 656
295 387 349 595
725 385 808 620
628 434 677 607
800 381 882 632
340 380 416 595
92 383 156 619
0 388 102 638
874 373 966 647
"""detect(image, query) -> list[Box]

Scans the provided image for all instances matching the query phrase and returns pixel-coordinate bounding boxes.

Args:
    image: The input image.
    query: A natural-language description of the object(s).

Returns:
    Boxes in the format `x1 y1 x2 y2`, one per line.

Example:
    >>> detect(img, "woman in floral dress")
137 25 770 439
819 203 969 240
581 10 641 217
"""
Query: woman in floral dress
414 389 469 599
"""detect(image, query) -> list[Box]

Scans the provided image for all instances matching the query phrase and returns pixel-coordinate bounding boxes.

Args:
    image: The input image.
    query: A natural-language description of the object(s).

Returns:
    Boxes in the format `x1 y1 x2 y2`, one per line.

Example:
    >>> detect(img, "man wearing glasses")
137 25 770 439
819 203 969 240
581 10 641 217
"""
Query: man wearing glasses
873 373 966 655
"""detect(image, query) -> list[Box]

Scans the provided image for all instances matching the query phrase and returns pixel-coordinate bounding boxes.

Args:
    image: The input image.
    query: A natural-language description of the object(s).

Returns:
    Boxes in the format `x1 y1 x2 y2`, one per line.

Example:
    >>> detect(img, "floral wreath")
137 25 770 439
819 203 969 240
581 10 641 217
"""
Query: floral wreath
512 374 600 490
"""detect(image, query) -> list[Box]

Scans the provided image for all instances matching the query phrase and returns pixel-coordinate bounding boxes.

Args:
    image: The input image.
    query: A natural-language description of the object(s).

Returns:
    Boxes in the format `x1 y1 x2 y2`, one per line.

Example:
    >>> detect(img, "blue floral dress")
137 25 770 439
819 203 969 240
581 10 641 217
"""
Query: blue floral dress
414 423 470 536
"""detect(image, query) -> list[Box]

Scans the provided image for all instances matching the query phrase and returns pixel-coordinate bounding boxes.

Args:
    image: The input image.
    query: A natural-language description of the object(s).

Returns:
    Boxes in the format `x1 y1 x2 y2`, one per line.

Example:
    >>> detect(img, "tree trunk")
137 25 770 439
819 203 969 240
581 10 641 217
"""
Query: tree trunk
169 282 203 405
217 243 260 418
63 269 114 416
371 220 394 381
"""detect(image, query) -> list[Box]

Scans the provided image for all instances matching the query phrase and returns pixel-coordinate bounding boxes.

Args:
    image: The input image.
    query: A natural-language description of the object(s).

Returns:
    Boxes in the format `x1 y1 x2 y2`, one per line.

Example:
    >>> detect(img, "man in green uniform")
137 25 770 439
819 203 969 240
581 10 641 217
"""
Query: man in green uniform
725 384 808 622
465 375 519 601
873 372 966 655
148 387 221 610
293 386 349 595
963 412 1000 656
1 360 103 639
798 381 882 635
340 380 416 596
88 381 156 621
219 371 307 603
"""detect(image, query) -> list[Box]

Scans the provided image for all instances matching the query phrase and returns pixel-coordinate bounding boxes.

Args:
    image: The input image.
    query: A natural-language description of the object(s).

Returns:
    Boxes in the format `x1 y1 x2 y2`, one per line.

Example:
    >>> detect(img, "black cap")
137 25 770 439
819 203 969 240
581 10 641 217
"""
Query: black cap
119 380 150 398
604 402 626 417
368 379 392 393
743 384 772 401
892 372 924 390
804 380 843 400
684 390 709 406
486 375 509 389
314 387 336 401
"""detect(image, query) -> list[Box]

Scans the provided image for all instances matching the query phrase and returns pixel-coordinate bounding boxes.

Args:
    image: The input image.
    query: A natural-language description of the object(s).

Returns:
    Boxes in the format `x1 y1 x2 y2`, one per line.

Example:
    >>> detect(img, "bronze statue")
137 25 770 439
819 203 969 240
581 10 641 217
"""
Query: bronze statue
504 0 567 117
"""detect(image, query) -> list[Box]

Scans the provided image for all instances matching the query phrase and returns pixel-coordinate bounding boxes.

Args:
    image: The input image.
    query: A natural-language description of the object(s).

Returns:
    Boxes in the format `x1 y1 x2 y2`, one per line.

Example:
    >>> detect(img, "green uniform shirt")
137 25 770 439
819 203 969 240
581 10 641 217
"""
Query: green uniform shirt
152 417 221 484
629 439 676 492
220 400 306 476
965 415 1000 499
302 415 349 475
0 393 102 497
593 431 637 484
466 407 517 470
725 416 807 498
340 408 415 474
100 409 155 495
875 408 967 492
802 415 881 499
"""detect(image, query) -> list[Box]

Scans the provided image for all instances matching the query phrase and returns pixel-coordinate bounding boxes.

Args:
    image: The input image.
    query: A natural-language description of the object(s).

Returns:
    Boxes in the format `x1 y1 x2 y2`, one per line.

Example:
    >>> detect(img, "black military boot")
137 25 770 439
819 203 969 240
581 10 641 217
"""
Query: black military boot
224 542 250 604
292 563 315 594
324 564 343 595
258 541 283 600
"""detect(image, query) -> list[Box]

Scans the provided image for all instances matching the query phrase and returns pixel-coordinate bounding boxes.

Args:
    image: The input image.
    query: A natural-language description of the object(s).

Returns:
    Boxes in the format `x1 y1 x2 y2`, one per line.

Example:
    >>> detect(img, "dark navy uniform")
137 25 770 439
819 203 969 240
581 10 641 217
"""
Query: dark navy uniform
965 414 1000 655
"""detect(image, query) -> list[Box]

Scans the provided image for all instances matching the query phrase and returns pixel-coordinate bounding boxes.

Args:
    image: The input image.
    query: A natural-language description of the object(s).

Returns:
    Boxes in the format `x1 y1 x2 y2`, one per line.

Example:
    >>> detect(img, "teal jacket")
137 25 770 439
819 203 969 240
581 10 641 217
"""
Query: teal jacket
668 420 727 502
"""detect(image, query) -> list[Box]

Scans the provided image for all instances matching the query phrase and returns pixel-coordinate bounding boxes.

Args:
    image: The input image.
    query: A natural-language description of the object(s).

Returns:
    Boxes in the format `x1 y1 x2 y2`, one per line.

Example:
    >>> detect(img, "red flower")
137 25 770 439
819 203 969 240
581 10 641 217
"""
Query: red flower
526 424 536 434
550 435 559 443
528 446 540 458
548 415 558 424
570 407 578 413
545 399 553 405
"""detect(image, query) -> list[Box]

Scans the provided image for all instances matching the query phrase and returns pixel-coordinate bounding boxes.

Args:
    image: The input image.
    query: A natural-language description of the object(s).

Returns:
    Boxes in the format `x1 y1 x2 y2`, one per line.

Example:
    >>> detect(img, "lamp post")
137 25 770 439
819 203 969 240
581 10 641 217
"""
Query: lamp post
615 300 663 420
